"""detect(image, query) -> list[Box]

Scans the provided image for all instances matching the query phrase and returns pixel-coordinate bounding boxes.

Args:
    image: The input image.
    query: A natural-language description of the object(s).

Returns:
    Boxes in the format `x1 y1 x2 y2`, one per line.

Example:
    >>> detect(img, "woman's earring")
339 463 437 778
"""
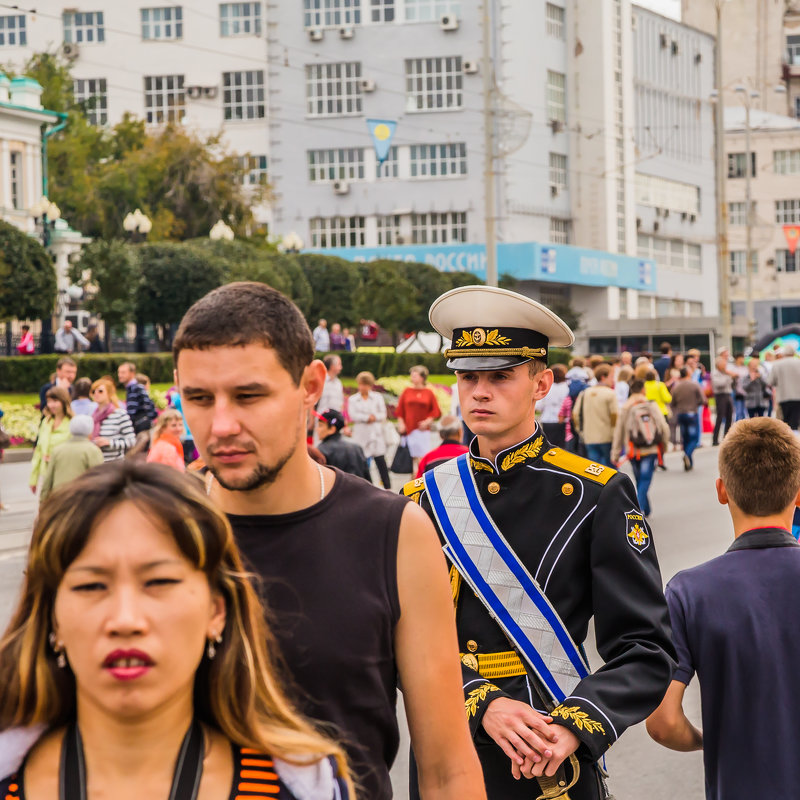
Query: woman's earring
50 632 66 668
207 633 223 660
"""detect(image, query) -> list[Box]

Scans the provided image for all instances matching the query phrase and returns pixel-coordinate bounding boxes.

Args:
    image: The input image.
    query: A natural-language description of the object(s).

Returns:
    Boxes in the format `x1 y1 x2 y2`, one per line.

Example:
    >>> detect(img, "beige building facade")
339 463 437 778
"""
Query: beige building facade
725 106 800 335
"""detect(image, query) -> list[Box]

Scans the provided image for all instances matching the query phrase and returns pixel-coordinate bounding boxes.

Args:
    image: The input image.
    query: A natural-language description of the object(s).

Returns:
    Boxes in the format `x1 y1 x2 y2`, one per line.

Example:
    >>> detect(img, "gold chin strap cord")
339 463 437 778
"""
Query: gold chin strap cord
443 346 548 359
534 753 580 800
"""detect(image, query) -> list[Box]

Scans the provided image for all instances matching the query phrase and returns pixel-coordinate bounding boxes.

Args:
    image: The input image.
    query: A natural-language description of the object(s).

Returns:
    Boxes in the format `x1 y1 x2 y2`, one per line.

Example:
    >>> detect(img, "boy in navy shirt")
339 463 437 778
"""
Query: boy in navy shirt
646 417 800 799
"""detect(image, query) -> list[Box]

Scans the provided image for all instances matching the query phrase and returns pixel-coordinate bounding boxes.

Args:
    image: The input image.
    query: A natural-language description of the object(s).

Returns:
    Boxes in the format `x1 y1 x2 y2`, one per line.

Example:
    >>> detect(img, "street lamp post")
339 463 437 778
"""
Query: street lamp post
30 196 62 353
123 209 152 352
734 85 759 347
280 231 305 254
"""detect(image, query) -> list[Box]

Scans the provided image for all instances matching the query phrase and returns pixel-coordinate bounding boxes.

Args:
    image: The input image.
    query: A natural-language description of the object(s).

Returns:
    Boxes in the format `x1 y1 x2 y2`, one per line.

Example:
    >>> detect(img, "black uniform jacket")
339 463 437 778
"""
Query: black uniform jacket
404 428 676 765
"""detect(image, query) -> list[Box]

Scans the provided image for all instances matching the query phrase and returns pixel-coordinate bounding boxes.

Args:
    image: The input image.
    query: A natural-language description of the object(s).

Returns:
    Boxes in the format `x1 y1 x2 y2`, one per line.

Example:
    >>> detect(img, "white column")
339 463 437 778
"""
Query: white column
1 140 9 211
25 141 36 211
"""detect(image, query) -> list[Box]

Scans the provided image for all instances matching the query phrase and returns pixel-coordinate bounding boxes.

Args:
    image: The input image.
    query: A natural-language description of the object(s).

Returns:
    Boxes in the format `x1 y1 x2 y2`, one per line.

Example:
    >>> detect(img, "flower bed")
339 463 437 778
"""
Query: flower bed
1 403 40 445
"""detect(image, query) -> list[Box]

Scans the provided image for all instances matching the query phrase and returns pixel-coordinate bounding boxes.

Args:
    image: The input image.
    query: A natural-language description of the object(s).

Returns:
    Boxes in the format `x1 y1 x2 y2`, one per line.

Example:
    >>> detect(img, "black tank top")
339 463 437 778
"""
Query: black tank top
228 469 408 800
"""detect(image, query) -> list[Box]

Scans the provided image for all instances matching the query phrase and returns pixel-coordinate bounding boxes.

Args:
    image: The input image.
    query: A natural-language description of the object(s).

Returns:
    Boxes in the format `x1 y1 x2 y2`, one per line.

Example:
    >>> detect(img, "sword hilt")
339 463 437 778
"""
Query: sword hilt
534 753 580 800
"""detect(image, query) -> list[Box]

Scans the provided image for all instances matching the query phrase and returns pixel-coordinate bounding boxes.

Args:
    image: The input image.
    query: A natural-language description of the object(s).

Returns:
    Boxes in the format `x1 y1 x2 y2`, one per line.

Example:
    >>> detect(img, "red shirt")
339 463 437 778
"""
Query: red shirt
416 441 469 477
395 387 441 434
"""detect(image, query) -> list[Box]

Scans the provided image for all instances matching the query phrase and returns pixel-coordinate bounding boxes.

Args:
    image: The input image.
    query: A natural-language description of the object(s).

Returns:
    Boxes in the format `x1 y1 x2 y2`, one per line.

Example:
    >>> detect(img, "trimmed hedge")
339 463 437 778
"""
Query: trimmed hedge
0 347 574 392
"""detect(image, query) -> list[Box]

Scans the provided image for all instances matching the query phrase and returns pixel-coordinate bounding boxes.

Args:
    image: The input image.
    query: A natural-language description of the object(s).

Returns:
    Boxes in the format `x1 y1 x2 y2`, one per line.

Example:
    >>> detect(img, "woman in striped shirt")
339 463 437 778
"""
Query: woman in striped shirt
90 377 135 461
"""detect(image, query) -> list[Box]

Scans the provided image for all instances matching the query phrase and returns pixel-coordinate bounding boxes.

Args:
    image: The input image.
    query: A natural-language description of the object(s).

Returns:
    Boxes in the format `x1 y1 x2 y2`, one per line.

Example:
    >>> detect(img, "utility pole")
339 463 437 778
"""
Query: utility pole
743 99 755 346
481 0 497 287
714 1 732 351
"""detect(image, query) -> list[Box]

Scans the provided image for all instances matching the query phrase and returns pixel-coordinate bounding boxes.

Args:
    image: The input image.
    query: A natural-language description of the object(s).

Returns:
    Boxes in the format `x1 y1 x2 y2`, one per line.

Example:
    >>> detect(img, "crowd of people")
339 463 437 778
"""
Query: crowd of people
311 318 379 352
4 283 800 800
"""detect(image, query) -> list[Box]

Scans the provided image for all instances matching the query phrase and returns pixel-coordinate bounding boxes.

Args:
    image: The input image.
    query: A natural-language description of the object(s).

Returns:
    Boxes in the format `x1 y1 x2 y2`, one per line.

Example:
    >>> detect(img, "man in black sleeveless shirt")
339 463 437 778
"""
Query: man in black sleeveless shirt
173 282 485 800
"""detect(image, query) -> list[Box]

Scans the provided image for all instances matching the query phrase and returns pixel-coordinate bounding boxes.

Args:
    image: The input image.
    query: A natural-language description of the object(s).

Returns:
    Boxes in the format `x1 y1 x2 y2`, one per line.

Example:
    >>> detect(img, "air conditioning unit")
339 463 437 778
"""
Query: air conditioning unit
62 42 80 60
694 52 702 64
360 78 376 92
636 217 642 229
308 28 324 41
187 85 203 100
203 86 218 99
671 40 679 55
440 14 459 31
550 119 564 134
340 26 354 39
663 209 670 218
463 60 479 74
659 32 668 48
689 213 696 222
333 180 350 195
549 183 559 198
653 220 660 232
681 211 688 221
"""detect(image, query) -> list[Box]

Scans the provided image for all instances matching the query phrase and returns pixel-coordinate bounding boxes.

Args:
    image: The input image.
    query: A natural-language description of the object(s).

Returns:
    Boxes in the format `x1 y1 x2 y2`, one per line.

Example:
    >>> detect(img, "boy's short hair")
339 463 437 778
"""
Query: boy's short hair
594 363 612 382
719 418 800 516
73 377 92 399
173 282 314 386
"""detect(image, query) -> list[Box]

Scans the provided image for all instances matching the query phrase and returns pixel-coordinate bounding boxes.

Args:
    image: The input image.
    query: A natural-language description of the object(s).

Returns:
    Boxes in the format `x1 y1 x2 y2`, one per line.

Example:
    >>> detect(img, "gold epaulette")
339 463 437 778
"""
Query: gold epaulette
402 476 426 502
542 447 617 485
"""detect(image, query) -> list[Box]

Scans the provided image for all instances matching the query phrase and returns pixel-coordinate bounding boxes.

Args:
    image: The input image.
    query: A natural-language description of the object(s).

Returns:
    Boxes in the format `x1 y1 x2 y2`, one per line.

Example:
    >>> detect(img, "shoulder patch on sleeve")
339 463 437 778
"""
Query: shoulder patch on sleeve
402 476 426 502
542 446 617 485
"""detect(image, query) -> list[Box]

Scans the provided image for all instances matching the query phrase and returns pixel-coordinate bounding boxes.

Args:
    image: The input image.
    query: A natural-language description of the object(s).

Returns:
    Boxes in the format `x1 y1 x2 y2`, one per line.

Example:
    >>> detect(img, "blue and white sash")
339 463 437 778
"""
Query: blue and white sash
425 453 589 705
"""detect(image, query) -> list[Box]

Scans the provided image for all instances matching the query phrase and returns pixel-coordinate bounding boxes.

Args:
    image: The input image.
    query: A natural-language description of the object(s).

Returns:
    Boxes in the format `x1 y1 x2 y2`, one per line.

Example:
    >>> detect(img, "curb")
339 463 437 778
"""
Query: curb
3 449 33 463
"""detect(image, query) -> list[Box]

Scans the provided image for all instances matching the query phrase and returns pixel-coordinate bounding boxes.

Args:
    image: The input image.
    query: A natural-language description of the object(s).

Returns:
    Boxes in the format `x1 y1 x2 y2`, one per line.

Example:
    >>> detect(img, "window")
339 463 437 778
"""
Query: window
638 295 653 319
376 146 398 179
141 7 182 39
728 201 756 226
223 71 265 120
73 78 108 125
405 57 463 111
547 70 566 124
788 35 800 65
308 148 365 182
370 0 395 22
773 305 800 328
238 154 268 185
377 214 402 244
404 0 460 22
776 249 799 272
796 97 800 121
63 11 105 43
729 250 757 275
0 15 26 46
776 199 800 224
637 233 701 272
657 298 681 318
304 0 361 28
144 74 185 123
549 217 570 244
774 149 800 174
310 216 366 248
220 3 262 36
545 3 565 39
549 152 567 191
618 290 627 318
409 142 467 178
727 152 756 178
306 62 363 116
635 173 700 216
9 151 21 210
411 211 467 243
687 301 703 317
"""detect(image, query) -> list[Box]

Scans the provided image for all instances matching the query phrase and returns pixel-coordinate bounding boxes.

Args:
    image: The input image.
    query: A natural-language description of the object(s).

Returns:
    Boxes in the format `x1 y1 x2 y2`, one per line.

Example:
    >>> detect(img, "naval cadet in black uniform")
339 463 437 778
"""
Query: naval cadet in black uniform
405 286 676 799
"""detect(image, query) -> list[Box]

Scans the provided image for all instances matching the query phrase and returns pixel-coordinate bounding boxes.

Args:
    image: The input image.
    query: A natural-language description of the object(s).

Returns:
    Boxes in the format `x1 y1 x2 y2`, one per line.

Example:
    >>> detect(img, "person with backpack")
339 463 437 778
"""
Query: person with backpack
612 379 670 516
117 361 157 433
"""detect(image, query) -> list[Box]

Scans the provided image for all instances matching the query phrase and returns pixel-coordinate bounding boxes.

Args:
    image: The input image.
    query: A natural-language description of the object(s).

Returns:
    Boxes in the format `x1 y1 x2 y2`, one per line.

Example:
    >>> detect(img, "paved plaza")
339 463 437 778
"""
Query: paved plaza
0 442 730 798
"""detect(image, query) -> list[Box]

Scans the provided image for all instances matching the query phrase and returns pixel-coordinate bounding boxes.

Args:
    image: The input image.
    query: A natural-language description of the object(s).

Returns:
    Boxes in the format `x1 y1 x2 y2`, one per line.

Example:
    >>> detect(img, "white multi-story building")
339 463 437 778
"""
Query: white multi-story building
3 3 269 189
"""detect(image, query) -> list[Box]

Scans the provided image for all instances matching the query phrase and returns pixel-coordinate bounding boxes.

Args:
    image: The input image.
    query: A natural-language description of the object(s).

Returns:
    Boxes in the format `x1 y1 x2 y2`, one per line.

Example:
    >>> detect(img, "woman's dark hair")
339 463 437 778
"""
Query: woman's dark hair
551 363 567 383
173 282 314 386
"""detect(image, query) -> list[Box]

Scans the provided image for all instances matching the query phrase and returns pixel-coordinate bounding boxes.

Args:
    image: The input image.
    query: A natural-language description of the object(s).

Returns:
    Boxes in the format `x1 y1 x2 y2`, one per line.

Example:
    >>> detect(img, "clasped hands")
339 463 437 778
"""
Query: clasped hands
482 697 580 780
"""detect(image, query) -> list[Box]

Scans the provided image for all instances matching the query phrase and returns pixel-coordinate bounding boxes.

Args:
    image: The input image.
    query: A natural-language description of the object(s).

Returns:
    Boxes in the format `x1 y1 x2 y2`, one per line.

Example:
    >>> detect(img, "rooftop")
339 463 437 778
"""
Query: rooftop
725 106 800 133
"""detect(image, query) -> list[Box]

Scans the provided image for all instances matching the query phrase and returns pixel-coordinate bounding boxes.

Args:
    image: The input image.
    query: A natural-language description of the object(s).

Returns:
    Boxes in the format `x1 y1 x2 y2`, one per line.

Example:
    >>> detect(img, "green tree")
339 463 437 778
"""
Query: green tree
135 243 226 347
69 239 140 351
297 254 363 327
356 260 419 345
396 261 450 332
0 221 57 321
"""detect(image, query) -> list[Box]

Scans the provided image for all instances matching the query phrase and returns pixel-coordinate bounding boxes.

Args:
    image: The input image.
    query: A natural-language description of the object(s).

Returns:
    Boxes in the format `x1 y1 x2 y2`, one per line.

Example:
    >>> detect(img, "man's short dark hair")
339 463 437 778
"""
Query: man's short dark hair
720 418 800 515
679 367 690 379
73 377 92 399
173 282 314 385
594 363 612 382
629 379 645 395
660 342 671 355
56 357 76 370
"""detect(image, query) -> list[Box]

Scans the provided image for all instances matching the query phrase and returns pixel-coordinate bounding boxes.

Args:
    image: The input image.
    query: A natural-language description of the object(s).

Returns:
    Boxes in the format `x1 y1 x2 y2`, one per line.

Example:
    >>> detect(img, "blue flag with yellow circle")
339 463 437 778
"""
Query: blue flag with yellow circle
367 119 397 165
